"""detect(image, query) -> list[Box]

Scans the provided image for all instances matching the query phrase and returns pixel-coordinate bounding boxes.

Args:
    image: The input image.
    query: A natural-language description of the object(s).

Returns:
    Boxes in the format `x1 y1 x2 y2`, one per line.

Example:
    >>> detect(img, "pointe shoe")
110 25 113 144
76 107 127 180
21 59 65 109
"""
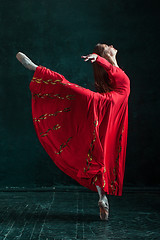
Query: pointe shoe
16 52 37 71
98 199 109 221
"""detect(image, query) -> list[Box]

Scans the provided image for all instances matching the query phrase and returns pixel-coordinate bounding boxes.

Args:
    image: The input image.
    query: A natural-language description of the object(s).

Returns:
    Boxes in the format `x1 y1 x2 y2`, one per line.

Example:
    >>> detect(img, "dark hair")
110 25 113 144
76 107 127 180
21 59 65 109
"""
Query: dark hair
92 43 115 93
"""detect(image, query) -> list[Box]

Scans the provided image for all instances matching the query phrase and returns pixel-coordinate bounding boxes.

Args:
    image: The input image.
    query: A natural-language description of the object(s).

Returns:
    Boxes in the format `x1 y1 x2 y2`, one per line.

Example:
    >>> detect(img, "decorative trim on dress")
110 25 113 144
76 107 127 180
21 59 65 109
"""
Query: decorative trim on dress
32 93 75 100
55 137 72 155
40 124 61 137
84 120 98 173
111 125 124 194
33 108 71 122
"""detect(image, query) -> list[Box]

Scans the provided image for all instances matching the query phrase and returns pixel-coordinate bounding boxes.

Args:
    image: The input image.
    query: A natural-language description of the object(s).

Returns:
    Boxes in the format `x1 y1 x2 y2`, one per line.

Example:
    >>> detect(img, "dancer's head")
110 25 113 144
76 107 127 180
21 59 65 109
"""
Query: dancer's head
93 43 118 65
92 43 118 93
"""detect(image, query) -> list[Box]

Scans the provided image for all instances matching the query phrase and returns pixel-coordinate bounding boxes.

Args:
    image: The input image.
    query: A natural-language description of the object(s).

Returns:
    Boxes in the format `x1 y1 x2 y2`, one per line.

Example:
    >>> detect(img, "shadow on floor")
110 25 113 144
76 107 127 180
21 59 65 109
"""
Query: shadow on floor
0 190 159 239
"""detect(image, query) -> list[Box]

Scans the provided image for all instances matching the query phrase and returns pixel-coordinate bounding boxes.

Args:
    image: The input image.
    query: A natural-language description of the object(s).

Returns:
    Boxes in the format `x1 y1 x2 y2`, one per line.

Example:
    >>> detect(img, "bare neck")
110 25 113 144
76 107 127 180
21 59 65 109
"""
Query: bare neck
111 56 119 68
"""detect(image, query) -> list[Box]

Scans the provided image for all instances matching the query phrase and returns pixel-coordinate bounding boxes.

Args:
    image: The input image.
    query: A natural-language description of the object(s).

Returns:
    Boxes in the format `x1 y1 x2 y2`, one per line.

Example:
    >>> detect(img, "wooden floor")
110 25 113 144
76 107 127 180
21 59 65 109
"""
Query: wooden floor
0 189 159 239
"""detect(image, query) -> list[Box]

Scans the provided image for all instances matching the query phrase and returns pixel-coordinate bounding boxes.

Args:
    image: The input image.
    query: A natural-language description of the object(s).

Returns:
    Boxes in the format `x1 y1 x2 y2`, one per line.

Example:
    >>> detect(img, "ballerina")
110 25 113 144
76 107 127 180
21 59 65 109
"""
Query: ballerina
16 43 130 221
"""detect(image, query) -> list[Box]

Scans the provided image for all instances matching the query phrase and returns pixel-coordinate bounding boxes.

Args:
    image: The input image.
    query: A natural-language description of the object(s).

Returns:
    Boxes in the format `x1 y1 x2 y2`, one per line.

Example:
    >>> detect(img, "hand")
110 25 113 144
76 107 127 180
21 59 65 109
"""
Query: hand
81 53 98 63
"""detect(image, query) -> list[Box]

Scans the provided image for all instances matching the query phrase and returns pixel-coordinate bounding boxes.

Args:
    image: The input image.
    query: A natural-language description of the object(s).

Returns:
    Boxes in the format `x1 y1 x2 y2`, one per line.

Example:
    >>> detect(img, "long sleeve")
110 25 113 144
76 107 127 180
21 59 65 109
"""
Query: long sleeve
95 55 130 95
29 66 67 94
29 66 104 100
95 55 112 71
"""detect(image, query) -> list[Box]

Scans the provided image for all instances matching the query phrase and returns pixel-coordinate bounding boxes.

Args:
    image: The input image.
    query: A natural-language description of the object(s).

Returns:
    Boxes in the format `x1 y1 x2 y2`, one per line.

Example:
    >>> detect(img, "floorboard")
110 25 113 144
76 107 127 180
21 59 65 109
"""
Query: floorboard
0 190 159 239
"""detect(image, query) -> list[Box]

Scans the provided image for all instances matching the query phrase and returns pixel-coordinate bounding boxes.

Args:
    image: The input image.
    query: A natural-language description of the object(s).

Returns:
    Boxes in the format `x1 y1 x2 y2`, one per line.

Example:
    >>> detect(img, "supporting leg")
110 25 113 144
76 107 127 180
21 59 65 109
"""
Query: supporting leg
96 185 107 201
16 52 38 71
96 185 109 221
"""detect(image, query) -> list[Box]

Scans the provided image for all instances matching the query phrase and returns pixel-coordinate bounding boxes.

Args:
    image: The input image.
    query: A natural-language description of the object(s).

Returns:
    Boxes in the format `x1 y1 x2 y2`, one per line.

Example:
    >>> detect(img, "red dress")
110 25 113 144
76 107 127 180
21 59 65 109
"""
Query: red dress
29 55 130 196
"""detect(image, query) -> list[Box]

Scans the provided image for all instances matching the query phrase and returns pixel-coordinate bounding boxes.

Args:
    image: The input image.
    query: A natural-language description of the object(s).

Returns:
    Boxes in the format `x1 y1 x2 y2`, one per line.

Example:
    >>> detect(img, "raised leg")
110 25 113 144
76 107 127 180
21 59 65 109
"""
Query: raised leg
16 52 38 71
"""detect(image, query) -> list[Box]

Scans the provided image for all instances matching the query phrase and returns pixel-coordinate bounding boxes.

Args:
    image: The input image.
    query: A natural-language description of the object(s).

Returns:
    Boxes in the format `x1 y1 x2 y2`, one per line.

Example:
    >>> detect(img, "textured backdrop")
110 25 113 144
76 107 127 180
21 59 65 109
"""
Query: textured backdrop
0 0 159 189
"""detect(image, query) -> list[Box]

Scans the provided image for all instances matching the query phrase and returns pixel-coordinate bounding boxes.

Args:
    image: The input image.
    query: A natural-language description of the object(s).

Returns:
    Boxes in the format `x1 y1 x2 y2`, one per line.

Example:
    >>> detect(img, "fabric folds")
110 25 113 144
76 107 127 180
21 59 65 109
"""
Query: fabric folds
29 55 130 196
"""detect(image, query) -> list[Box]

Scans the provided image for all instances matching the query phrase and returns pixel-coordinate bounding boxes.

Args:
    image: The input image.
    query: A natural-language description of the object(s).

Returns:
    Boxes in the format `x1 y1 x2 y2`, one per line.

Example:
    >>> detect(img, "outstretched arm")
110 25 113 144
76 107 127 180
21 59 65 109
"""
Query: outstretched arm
81 53 98 63
82 53 130 95
81 53 112 71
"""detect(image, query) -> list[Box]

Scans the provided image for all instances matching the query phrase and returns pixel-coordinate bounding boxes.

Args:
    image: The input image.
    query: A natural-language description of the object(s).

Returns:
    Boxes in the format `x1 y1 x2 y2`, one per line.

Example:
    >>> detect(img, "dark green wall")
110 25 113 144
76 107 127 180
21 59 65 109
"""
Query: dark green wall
0 0 159 188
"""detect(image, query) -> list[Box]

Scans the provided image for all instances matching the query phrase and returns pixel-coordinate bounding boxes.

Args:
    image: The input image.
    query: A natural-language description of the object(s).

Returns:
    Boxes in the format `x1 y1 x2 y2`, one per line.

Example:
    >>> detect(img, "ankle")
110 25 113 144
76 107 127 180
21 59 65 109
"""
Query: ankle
100 194 108 201
22 58 37 71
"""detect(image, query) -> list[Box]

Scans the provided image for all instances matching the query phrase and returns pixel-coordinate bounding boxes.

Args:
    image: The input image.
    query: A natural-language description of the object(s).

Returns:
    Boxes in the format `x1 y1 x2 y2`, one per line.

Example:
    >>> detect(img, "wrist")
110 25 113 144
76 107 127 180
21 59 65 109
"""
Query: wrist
92 53 98 61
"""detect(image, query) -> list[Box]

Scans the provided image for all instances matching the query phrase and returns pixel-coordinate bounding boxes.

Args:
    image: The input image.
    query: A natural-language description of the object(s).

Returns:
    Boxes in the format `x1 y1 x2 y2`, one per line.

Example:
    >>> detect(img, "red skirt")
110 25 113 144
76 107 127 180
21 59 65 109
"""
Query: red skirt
29 65 130 196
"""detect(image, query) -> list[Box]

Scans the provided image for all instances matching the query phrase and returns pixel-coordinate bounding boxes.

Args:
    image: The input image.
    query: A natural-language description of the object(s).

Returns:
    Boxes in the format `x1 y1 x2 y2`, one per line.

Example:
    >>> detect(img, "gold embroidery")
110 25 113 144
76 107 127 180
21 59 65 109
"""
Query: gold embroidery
31 77 63 85
66 95 75 100
74 84 84 89
33 107 71 122
31 78 42 84
55 137 72 155
51 79 63 85
43 79 55 84
32 93 75 100
64 82 84 89
111 181 116 193
62 82 84 89
31 77 84 89
111 125 124 194
40 124 61 137
92 176 98 185
102 167 106 188
85 119 98 173
94 120 98 127
103 178 106 188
